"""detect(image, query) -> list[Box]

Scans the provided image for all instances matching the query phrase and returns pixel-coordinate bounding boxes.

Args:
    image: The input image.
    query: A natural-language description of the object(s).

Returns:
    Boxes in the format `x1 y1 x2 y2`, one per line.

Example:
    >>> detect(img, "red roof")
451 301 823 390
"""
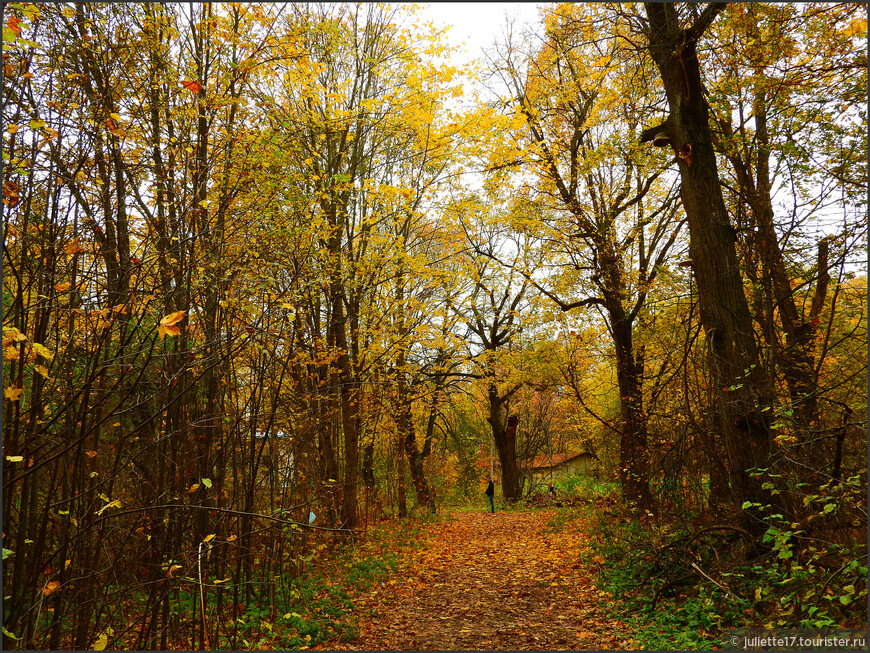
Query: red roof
526 451 593 470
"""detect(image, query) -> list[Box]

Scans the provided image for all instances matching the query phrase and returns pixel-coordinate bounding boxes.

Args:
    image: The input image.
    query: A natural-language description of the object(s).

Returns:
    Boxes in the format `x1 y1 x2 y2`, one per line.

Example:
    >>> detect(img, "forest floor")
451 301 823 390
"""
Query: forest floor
313 508 640 651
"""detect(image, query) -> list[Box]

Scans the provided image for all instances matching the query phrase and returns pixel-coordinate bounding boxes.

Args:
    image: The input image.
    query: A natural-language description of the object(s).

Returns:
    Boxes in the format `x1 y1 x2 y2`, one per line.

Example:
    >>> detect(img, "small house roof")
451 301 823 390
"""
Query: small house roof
526 451 596 470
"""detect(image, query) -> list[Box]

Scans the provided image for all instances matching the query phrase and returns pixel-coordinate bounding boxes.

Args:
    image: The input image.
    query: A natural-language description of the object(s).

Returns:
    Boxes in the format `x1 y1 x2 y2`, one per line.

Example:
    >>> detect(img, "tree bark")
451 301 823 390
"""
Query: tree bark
488 389 522 501
643 3 776 517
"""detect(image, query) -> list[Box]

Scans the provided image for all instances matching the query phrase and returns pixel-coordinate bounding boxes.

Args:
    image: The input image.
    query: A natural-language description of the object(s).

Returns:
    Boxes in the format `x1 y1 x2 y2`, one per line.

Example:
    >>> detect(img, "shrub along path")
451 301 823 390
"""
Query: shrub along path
315 508 638 650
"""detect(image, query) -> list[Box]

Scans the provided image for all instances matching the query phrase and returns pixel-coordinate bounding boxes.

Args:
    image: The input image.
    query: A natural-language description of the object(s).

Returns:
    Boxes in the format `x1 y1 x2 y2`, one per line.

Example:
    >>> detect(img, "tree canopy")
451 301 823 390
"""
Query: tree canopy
2 2 865 649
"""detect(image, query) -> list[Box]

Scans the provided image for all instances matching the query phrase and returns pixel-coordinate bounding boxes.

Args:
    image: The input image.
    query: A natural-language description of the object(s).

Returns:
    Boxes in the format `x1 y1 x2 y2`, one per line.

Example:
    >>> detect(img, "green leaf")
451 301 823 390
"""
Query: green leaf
2 626 20 640
2 27 16 42
201 478 212 489
2 548 12 560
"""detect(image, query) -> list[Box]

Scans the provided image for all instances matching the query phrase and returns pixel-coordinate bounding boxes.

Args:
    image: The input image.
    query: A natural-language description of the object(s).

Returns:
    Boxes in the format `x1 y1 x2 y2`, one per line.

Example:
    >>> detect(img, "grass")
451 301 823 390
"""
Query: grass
260 516 434 649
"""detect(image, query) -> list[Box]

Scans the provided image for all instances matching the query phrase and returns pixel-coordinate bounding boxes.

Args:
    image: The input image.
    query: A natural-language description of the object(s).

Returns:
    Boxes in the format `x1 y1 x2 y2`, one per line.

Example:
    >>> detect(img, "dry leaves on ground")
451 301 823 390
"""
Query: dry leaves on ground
316 509 639 651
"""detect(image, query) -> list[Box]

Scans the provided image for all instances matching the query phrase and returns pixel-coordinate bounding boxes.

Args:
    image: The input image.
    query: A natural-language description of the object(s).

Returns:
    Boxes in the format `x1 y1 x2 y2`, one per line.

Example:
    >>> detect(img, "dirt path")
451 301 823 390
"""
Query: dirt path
319 509 638 650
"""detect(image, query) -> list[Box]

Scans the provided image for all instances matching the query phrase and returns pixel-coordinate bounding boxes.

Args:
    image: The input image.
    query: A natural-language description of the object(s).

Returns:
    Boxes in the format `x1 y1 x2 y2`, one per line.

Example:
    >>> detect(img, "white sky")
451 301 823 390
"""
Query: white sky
417 3 545 66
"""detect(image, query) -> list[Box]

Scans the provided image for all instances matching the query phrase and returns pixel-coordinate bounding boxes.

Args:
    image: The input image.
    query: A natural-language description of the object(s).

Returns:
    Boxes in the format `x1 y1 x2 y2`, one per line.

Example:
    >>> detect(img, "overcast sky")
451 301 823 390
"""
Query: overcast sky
417 3 545 67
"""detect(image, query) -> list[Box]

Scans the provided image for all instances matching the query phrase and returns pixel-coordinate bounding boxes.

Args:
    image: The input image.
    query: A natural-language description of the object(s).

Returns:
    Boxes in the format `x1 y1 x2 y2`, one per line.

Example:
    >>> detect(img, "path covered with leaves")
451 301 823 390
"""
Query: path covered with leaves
318 509 638 650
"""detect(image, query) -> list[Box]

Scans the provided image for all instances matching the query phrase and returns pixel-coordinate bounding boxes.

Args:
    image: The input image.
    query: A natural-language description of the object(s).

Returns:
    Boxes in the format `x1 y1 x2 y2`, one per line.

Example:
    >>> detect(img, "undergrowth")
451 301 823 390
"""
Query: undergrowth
224 516 436 650
548 475 867 650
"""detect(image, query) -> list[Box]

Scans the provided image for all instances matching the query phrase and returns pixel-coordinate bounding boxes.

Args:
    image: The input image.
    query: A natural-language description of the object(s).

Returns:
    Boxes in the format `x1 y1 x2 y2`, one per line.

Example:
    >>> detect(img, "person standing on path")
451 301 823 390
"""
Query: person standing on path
485 478 495 513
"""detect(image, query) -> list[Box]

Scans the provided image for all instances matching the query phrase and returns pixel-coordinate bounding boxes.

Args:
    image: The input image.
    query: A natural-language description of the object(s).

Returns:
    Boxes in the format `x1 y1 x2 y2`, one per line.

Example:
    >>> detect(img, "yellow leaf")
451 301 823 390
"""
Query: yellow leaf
213 577 230 584
5 455 24 463
227 534 237 542
54 282 71 292
95 499 121 516
109 113 122 121
7 124 19 134
92 632 108 651
34 365 50 378
203 534 216 543
4 386 23 401
31 343 53 360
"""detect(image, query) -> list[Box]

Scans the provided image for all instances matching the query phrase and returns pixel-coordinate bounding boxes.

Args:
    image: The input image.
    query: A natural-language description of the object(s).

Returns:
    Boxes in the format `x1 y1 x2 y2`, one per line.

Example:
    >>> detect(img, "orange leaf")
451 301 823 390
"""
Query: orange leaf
53 282 71 293
7 16 22 37
65 239 85 256
43 581 59 596
181 79 202 93
158 324 181 340
158 311 185 340
160 311 186 327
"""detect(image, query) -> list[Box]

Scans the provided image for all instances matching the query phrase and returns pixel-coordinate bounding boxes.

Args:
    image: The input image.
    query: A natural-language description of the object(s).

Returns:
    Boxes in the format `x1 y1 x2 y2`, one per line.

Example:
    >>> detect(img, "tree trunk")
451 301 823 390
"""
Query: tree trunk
601 247 654 512
488 387 522 500
643 3 776 518
394 263 431 507
715 66 829 435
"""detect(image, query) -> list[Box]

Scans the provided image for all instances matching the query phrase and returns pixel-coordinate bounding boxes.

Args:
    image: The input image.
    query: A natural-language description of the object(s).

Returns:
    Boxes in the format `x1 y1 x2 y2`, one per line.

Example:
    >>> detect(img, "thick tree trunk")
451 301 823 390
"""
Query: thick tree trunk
643 3 776 519
488 387 522 500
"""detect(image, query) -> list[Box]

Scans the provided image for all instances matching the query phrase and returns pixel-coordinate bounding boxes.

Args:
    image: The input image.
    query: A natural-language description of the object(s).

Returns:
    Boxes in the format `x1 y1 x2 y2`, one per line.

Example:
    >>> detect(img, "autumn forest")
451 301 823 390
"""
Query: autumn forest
1 2 867 650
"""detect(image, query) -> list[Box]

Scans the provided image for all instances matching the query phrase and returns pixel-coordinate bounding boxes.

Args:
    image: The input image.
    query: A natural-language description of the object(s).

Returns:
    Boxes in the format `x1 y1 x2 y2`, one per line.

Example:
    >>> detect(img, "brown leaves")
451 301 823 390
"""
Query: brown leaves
3 180 20 207
322 510 634 651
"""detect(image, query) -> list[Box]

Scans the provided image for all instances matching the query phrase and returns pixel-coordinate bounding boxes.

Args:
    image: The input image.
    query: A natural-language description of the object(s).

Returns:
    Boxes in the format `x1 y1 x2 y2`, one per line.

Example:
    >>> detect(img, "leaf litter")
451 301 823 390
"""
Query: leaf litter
315 509 639 650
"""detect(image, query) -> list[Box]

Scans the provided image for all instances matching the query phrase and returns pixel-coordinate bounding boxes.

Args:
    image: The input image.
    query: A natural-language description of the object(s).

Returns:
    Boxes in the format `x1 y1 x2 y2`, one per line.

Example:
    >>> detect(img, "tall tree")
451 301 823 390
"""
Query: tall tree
705 2 866 438
640 2 776 519
486 4 686 511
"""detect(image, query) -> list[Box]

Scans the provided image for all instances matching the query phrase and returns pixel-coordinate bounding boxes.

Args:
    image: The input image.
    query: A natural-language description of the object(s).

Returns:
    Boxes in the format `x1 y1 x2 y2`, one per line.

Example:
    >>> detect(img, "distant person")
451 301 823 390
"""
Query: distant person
485 478 495 513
